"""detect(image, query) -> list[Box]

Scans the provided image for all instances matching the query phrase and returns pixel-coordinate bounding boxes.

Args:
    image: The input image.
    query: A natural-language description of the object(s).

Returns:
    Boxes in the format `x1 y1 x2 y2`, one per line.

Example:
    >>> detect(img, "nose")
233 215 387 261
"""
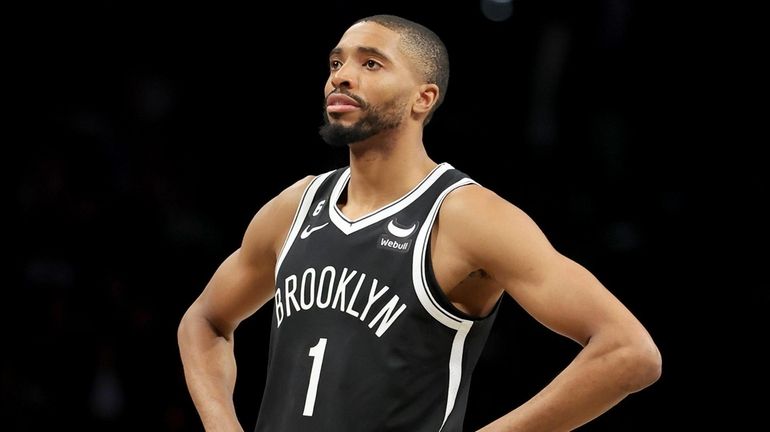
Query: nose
330 62 356 90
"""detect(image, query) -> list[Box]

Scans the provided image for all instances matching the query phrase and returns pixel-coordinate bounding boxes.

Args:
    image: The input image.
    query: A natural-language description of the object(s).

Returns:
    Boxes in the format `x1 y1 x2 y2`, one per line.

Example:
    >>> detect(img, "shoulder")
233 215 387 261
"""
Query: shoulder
264 165 347 219
275 175 316 207
440 182 524 223
438 182 556 271
253 175 316 222
241 174 317 256
274 167 344 207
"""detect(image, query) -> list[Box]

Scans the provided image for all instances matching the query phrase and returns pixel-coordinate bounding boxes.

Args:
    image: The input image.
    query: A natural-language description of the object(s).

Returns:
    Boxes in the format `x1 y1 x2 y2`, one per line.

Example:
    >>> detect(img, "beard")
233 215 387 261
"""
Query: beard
319 92 407 148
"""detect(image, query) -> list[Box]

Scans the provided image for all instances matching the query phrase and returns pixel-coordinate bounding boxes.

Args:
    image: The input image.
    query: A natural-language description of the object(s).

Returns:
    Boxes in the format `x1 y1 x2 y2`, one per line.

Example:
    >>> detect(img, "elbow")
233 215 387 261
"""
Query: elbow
177 303 208 347
619 337 662 393
177 303 235 345
177 306 195 347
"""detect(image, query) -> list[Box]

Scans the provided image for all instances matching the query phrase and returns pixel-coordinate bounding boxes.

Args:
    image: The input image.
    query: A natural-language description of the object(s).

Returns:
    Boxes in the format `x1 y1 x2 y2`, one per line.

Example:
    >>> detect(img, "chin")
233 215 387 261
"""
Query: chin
327 113 359 124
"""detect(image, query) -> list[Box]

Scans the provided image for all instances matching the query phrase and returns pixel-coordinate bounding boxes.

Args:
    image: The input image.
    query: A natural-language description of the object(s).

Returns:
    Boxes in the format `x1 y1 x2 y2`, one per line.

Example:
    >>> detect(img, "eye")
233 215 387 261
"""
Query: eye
364 59 381 70
330 60 342 71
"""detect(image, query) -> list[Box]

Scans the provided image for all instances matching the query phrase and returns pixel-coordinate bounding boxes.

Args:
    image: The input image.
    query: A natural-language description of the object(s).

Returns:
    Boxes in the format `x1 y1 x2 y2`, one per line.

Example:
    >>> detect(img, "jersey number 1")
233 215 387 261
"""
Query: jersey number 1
303 337 327 416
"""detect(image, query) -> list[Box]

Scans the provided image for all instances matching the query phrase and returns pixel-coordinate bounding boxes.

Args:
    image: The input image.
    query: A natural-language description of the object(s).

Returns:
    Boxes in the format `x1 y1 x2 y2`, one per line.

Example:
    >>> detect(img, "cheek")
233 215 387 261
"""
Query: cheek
384 85 414 108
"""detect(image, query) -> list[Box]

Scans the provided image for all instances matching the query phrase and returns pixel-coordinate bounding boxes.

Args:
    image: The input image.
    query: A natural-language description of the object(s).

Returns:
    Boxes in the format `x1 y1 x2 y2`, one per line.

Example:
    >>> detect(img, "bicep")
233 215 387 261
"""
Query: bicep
456 189 638 346
504 251 634 346
196 245 277 336
191 176 314 335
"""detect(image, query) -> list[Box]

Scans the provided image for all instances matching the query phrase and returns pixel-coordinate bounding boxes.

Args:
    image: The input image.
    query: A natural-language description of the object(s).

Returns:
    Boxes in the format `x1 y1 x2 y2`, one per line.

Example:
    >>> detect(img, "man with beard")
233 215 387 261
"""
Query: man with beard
178 14 661 432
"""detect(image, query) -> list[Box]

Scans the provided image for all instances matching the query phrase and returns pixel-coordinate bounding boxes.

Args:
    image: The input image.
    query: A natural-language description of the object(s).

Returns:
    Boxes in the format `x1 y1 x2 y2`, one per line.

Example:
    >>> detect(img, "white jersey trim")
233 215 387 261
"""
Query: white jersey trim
410 176 477 429
441 320 473 431
411 177 477 328
329 163 453 235
275 170 335 282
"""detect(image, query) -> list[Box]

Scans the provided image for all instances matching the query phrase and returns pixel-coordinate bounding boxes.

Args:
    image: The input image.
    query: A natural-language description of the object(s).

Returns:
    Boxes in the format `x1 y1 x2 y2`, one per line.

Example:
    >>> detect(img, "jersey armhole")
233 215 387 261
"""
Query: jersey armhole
424 237 501 321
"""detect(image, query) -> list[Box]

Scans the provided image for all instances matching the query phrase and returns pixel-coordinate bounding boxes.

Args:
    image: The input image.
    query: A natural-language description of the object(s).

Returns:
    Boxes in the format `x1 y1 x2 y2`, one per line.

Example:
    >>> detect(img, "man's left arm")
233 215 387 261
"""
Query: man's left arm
441 185 662 432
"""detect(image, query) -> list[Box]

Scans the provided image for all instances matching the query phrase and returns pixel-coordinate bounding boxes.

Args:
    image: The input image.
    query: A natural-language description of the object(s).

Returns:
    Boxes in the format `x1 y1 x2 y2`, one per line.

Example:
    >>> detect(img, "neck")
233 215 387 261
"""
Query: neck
341 128 437 220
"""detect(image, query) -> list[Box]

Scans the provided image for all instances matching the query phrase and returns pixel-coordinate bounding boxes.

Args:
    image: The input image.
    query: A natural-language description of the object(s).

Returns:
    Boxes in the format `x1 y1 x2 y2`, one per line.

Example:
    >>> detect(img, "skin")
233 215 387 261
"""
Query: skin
178 21 662 431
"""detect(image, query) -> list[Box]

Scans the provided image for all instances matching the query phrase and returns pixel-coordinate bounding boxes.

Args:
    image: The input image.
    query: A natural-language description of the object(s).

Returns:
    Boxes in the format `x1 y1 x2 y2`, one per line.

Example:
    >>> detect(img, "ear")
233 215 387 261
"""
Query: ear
412 83 439 117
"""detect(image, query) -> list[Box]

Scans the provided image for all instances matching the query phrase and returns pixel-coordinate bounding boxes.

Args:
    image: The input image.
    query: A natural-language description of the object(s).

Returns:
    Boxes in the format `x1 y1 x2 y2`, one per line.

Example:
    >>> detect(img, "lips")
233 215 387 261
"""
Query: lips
326 93 361 113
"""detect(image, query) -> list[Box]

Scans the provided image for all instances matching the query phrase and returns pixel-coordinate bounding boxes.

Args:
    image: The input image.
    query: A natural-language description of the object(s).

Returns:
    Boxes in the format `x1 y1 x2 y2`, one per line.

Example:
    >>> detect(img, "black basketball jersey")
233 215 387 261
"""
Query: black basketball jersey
255 163 500 432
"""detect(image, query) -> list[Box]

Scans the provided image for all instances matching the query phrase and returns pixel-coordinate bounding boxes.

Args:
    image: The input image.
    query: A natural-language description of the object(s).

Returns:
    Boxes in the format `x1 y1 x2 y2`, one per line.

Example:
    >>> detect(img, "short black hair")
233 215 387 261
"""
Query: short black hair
355 15 449 125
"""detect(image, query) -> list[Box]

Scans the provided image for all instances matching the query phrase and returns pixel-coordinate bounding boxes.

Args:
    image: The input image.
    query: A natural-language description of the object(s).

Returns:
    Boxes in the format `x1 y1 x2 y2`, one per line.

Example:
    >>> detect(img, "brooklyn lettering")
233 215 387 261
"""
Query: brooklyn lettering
274 266 407 337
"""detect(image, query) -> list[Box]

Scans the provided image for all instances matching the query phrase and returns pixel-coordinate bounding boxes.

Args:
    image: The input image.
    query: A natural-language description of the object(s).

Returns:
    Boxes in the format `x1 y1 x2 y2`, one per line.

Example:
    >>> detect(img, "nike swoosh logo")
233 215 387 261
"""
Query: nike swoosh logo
300 222 329 239
387 220 417 238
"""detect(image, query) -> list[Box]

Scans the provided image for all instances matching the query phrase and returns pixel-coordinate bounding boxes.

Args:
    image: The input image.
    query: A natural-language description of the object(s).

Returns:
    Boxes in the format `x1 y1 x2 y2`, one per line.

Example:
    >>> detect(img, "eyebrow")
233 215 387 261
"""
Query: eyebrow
329 46 392 63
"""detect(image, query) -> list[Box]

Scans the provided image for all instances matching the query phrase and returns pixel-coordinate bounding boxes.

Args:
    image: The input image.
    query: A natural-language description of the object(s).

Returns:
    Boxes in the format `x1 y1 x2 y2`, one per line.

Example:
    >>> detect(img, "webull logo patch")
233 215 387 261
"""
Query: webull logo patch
377 219 418 253
377 234 413 253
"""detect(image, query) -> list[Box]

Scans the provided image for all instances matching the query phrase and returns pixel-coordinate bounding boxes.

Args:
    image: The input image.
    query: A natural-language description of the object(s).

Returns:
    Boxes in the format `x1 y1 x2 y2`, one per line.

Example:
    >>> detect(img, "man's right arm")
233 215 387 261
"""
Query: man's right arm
177 176 314 431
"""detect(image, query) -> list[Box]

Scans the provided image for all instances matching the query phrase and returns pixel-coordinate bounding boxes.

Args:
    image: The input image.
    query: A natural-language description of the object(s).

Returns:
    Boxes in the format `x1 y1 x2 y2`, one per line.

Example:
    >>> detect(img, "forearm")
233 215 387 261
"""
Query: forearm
479 337 661 432
178 309 244 432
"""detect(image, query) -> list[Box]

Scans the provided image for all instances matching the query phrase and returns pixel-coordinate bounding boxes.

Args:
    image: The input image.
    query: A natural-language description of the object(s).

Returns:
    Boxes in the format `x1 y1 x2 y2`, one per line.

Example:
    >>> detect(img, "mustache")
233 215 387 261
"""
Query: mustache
324 88 367 109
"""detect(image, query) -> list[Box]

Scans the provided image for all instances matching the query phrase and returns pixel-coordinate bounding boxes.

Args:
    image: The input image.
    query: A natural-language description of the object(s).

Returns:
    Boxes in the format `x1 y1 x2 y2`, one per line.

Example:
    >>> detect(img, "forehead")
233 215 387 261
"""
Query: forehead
333 21 403 58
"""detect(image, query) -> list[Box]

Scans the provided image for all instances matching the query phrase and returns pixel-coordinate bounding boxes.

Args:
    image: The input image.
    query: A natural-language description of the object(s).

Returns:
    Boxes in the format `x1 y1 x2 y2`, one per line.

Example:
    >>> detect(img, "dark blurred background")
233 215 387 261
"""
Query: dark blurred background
7 0 765 430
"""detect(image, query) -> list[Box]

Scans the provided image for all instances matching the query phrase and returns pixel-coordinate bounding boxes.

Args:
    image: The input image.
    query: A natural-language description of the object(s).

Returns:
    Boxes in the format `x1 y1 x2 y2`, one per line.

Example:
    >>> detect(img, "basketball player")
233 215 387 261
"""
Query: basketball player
178 14 661 431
